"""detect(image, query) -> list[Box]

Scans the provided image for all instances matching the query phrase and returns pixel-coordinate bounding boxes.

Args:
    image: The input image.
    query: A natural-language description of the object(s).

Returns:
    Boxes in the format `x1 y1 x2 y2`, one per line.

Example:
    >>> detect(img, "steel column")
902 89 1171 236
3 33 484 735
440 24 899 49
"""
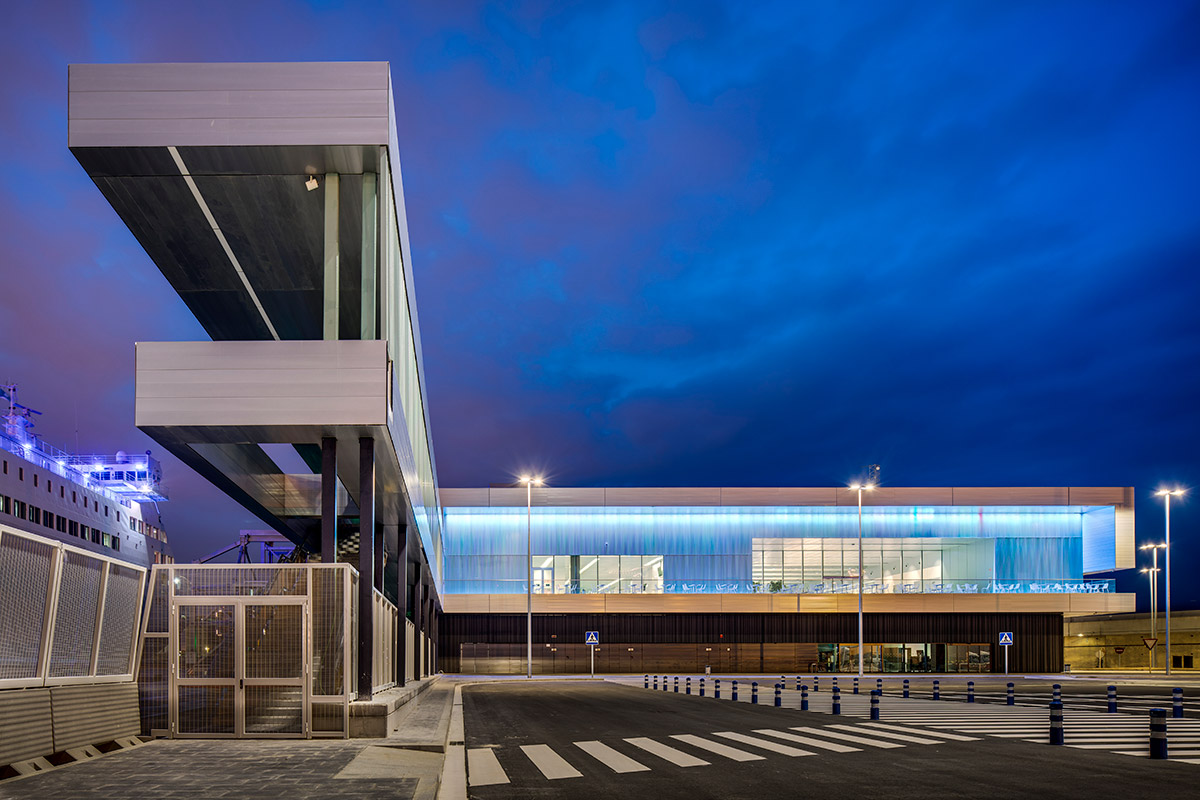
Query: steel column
360 172 378 340
323 172 340 339
396 525 407 687
320 437 337 564
357 437 375 700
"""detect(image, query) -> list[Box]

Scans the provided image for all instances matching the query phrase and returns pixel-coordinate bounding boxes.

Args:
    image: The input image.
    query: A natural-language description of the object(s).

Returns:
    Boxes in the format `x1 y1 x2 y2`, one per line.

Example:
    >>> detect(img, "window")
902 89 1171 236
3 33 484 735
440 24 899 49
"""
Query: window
33 474 38 488
43 511 54 530
29 506 41 525
60 486 64 498
91 528 101 544
15 500 26 520
111 535 120 552
46 479 51 493
2 459 6 474
80 525 89 540
72 491 76 503
1 495 9 514
93 500 98 512
68 520 78 537
104 505 109 517
56 515 67 533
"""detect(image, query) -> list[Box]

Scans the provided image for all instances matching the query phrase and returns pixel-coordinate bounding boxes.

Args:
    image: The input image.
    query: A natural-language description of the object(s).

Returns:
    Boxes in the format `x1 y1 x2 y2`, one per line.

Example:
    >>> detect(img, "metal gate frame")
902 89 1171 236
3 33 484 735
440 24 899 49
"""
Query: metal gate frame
169 595 310 738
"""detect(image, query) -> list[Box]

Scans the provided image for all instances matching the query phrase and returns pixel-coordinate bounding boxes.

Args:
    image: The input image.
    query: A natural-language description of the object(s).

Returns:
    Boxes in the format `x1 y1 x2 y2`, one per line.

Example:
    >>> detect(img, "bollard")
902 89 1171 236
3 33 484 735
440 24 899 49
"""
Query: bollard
663 675 669 692
644 674 649 689
1150 708 1168 759
933 679 940 701
674 676 679 693
968 681 975 703
1049 700 1064 745
686 677 692 695
832 686 841 715
832 677 838 692
1107 685 1117 713
871 689 880 720
752 682 759 704
903 679 910 699
1052 684 1061 704
732 680 739 702
796 675 802 691
801 684 809 711
877 678 883 694
814 675 820 692
653 675 658 690
700 677 706 697
714 679 721 700
853 677 859 695
775 683 782 707
1174 688 1183 719
1007 682 1014 706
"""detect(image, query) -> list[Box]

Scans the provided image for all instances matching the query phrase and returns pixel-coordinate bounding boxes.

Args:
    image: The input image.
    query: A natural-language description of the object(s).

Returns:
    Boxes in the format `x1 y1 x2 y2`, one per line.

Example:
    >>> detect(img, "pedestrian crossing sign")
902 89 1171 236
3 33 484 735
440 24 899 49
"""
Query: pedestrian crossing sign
999 632 1014 645
585 631 600 645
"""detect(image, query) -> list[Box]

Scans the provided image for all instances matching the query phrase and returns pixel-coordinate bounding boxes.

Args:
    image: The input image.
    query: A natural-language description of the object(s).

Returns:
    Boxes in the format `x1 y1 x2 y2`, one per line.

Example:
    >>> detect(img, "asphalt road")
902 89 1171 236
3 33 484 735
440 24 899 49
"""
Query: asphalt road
462 680 1200 799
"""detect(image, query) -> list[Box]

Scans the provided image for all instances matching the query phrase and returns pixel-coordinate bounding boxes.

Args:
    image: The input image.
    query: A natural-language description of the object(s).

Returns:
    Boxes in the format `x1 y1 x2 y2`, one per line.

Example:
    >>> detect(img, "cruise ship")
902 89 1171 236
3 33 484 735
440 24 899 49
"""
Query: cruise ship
0 383 172 569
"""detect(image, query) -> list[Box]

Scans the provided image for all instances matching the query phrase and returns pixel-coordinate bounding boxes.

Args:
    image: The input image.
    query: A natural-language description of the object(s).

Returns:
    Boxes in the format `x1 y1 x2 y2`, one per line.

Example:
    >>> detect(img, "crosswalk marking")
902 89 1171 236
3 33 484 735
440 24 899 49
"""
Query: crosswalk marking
754 729 861 753
670 734 766 762
788 726 903 748
466 747 509 787
625 737 710 767
574 740 650 773
828 724 943 745
520 743 583 779
713 731 814 756
860 723 979 741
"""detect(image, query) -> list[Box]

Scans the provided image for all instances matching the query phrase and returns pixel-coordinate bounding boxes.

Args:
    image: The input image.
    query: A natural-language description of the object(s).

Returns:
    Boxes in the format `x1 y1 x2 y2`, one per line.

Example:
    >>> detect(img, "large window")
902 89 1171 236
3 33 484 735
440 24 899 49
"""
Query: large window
531 555 664 594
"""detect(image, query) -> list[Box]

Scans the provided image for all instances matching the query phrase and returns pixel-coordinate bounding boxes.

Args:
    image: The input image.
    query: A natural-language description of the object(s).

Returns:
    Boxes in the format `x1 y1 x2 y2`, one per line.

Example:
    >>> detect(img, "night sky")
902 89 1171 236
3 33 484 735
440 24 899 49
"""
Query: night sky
1 2 1197 608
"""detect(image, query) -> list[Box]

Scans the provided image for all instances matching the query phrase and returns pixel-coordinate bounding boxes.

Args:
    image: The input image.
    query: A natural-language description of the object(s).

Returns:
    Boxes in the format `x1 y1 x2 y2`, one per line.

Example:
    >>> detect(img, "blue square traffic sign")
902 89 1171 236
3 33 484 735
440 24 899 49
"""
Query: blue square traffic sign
999 631 1014 645
585 631 600 645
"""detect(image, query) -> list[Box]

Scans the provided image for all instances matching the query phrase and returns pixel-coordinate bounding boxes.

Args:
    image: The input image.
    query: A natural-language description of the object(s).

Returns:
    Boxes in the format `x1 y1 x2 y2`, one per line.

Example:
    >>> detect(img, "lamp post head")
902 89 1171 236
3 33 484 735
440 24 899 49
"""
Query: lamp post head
848 483 876 492
1156 488 1187 497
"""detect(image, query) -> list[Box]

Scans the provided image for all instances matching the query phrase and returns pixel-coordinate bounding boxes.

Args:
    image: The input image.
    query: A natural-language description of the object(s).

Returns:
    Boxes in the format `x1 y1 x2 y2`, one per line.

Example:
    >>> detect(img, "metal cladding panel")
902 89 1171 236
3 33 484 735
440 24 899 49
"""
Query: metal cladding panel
68 62 391 148
951 487 1070 506
135 340 389 428
440 488 489 507
49 682 140 751
1068 487 1131 507
1115 507 1135 570
605 488 723 506
0 689 53 764
855 487 955 506
719 487 838 506
485 487 607 507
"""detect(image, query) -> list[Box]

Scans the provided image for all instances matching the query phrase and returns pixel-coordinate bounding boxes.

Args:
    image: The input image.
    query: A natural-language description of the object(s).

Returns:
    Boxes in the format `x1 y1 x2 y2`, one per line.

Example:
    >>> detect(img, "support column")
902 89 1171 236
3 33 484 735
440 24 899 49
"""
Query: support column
395 524 407 687
323 172 340 340
320 437 337 563
357 437 375 700
424 590 433 675
361 171 377 340
374 523 385 592
412 575 424 680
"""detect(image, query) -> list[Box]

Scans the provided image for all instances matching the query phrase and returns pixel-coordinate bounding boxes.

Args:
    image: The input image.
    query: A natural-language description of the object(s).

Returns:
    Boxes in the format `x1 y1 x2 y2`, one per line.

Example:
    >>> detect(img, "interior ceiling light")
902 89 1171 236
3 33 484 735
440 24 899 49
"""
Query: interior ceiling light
305 175 319 191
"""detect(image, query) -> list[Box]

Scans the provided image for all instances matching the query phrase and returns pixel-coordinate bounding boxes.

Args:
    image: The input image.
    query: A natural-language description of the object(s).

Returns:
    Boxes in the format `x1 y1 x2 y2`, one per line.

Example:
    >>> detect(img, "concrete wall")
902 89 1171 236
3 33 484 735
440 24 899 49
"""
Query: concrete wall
1064 611 1200 671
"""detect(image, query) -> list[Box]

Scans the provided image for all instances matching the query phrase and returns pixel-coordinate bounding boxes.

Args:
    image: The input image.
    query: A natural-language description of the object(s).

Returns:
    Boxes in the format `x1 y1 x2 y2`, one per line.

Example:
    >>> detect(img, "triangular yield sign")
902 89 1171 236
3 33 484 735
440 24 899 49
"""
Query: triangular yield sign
1143 637 1158 649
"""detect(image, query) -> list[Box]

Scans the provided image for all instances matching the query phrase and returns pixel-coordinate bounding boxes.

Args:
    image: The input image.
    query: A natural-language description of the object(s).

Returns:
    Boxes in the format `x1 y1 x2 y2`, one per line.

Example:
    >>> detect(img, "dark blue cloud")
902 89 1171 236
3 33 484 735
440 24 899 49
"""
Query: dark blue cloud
2 1 1198 609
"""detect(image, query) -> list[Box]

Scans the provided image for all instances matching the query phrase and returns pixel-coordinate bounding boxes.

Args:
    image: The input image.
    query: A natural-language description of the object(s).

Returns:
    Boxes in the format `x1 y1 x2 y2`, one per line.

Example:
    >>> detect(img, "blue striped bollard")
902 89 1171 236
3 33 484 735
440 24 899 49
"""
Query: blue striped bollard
870 689 880 720
796 675 802 691
968 681 975 703
663 675 669 691
903 679 910 699
752 682 759 704
775 684 782 707
853 677 859 695
1049 700 1064 745
673 676 679 693
832 686 841 715
686 677 692 695
1052 683 1061 704
653 675 658 690
700 678 706 697
1007 682 1014 706
1174 688 1183 719
933 680 940 701
732 680 739 702
1150 708 1168 759
714 679 721 700
814 675 820 692
801 684 809 711
877 678 883 694
1107 685 1116 713
644 674 649 689
832 676 838 693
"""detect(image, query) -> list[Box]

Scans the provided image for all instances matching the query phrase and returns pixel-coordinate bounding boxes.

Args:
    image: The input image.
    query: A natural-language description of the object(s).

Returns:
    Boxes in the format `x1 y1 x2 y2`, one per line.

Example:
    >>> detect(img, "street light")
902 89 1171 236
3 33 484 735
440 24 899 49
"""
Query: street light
520 475 544 679
849 483 875 678
1140 543 1166 672
1155 488 1186 675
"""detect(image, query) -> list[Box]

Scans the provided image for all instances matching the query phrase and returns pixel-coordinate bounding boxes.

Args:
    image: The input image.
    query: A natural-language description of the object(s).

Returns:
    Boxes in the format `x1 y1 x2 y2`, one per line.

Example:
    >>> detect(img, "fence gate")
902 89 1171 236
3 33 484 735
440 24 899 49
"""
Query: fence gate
171 597 308 737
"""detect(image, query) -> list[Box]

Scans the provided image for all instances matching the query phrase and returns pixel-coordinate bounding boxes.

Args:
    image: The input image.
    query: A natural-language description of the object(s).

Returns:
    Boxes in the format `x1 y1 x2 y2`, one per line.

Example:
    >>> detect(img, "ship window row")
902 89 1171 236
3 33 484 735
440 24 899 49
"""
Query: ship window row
0 493 121 551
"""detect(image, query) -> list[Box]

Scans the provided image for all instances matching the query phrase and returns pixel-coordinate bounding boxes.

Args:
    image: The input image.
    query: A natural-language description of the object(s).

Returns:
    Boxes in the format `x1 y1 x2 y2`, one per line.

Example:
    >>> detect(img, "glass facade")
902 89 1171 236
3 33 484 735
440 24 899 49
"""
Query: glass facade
443 505 1116 595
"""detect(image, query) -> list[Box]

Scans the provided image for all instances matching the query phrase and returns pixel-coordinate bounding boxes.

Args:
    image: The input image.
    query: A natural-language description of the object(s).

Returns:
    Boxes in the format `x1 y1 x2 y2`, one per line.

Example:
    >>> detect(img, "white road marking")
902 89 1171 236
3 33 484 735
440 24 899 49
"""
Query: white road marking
520 744 582 779
670 734 766 762
860 723 979 741
466 747 509 787
787 726 903 748
574 740 650 773
829 724 942 744
625 737 709 767
754 729 861 752
712 731 814 756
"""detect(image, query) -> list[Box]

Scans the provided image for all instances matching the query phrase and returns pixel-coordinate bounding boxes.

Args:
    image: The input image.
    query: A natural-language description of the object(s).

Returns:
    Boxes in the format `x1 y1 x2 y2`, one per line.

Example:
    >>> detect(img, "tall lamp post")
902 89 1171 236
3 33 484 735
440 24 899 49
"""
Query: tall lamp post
1140 543 1165 672
849 483 875 678
521 475 543 679
1155 489 1186 675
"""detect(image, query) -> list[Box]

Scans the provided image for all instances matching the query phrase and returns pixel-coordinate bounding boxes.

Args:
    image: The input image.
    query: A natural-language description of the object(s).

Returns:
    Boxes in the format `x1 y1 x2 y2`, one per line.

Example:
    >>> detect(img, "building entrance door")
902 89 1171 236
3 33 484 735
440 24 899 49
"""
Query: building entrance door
171 597 308 737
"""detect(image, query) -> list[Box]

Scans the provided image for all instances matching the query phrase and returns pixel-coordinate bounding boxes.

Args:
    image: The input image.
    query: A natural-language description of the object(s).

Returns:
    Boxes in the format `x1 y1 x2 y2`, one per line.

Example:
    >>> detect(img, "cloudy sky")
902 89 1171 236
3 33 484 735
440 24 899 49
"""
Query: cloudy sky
2 1 1197 606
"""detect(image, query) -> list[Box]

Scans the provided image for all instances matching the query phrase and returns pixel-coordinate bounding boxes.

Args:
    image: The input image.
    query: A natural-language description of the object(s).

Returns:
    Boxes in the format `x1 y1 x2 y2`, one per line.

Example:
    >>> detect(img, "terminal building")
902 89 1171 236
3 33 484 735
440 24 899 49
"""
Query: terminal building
437 486 1135 674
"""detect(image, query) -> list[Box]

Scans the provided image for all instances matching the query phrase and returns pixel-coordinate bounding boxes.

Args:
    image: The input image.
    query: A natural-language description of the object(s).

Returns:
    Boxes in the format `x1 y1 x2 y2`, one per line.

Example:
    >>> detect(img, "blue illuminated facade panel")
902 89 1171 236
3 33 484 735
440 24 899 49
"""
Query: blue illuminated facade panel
442 505 1116 595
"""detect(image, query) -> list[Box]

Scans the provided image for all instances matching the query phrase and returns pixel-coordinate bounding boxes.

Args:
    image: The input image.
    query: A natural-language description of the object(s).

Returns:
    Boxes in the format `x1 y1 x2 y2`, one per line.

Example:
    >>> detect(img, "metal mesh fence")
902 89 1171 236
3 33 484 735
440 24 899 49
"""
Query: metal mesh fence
177 604 235 679
96 564 142 675
137 636 169 732
146 569 170 633
244 686 303 735
350 572 359 699
48 550 104 678
311 567 344 696
172 567 307 597
177 685 235 734
245 605 303 679
311 701 344 734
0 530 55 680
